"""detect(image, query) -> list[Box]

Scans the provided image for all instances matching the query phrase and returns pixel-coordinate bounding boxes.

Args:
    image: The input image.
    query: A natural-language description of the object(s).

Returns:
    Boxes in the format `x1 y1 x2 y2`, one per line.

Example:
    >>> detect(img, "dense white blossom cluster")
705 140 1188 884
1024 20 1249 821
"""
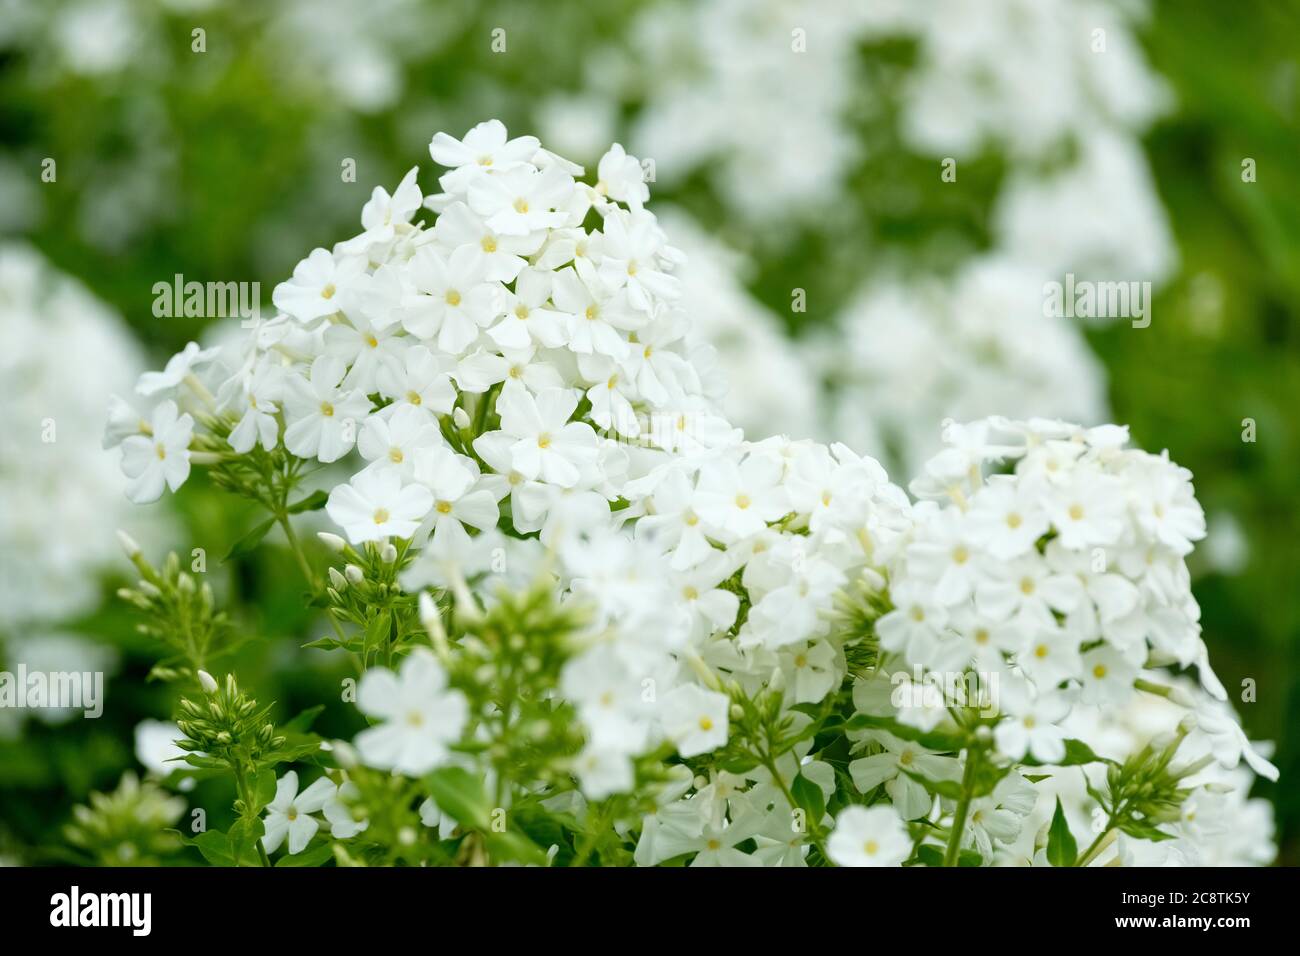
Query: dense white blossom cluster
544 0 1177 472
114 124 1274 867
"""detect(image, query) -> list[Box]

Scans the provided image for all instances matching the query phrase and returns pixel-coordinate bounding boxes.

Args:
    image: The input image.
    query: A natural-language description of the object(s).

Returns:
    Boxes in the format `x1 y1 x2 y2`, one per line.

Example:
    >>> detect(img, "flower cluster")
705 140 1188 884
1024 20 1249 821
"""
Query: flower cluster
111 123 1274 867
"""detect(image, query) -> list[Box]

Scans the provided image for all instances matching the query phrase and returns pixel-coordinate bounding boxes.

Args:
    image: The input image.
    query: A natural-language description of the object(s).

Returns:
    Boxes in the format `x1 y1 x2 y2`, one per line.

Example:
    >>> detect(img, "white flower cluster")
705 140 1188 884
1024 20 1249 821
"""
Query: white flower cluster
548 0 1177 471
815 257 1108 474
0 244 162 629
117 124 1273 867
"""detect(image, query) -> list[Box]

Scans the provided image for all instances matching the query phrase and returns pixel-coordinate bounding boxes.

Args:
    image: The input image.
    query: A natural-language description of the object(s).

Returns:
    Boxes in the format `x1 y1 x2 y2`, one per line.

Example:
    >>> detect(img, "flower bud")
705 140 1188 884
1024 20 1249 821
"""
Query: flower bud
332 740 359 769
197 670 219 694
116 529 142 559
318 531 347 553
345 564 365 585
328 567 348 591
453 407 471 430
380 543 398 564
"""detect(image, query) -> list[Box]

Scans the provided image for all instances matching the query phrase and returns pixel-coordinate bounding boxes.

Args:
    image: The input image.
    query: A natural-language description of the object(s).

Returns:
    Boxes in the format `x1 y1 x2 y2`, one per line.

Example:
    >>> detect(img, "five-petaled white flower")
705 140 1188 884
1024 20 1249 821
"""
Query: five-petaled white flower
355 650 469 775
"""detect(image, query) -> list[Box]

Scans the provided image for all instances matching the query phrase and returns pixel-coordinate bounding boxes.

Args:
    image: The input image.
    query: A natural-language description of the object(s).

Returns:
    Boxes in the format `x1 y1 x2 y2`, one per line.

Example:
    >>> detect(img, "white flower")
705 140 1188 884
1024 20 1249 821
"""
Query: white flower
850 733 957 820
136 341 219 397
341 165 422 255
326 468 434 544
660 684 729 758
467 163 573 236
693 453 790 540
322 781 370 839
402 244 502 354
827 805 911 867
476 380 599 488
262 771 337 855
488 267 568 349
993 688 1071 764
375 344 457 417
412 446 499 554
272 247 367 323
354 650 469 775
357 405 443 480
429 119 540 193
433 202 542 284
595 143 649 210
119 400 193 503
550 260 637 358
222 359 283 454
282 356 372 462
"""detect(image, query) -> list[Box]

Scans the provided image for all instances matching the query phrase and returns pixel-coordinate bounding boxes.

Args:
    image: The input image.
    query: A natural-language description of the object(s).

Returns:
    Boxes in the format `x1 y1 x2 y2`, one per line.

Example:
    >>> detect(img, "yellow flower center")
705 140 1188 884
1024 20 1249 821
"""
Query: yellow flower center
373 508 389 524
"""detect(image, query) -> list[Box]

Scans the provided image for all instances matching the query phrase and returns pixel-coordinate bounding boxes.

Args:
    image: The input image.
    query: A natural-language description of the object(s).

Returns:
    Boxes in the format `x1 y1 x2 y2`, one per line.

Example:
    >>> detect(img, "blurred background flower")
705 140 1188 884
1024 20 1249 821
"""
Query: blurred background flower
0 0 1294 863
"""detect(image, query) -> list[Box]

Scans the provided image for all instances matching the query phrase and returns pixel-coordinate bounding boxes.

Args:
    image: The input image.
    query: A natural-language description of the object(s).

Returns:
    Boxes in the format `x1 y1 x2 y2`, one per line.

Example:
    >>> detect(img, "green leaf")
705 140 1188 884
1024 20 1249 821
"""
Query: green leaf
900 768 964 801
913 844 982 867
255 767 279 810
177 829 237 867
1046 797 1078 867
715 753 761 774
223 517 276 562
1117 818 1175 843
844 713 966 752
281 705 325 734
228 816 264 866
1023 738 1107 768
276 840 336 867
286 490 330 514
790 773 826 823
362 610 392 659
485 829 549 867
423 766 492 831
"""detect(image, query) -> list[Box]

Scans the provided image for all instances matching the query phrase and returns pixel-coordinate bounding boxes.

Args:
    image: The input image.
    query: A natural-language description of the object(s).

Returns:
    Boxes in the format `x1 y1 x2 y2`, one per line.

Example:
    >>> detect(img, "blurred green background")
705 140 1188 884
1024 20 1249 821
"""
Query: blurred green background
0 0 1295 864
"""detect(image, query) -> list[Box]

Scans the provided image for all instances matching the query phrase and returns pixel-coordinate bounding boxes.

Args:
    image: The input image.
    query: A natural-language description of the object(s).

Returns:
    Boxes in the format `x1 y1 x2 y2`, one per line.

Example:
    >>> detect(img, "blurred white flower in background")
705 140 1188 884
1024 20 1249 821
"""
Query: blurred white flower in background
0 245 167 631
0 246 170 741
814 257 1108 473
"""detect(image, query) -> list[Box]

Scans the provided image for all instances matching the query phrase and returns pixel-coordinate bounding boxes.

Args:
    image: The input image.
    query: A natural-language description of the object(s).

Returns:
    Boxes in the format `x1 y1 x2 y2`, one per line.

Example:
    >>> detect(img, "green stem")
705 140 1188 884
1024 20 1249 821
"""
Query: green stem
761 749 829 862
232 762 271 868
1075 812 1123 867
278 514 318 591
943 747 980 867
